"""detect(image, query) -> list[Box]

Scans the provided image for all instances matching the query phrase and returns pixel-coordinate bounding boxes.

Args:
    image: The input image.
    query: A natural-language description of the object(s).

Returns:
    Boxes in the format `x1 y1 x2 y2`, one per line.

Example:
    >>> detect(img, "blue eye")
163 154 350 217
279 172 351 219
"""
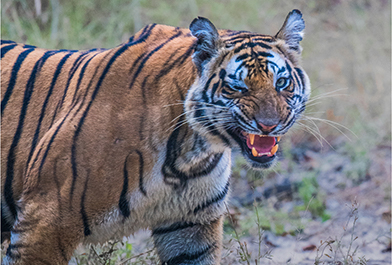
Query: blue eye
276 77 290 91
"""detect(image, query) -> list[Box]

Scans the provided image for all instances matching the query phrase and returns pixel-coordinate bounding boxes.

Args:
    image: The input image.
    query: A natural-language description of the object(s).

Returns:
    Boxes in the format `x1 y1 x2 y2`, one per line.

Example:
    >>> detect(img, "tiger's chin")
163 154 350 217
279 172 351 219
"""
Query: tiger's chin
227 128 282 169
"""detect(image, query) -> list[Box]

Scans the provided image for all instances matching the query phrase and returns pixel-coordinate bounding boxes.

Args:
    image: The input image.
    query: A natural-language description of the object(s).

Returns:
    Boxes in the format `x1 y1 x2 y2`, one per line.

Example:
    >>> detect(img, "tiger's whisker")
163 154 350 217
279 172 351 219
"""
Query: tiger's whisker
302 116 357 141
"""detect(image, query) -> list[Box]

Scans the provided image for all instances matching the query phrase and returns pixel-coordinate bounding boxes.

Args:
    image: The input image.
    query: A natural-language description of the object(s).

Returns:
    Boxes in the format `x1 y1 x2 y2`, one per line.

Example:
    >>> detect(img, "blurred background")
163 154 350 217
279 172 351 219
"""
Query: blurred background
1 0 391 264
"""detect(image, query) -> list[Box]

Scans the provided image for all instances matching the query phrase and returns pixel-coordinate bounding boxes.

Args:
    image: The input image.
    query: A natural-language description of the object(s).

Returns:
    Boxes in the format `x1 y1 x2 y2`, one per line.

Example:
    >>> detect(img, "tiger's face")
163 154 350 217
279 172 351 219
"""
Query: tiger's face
186 10 310 168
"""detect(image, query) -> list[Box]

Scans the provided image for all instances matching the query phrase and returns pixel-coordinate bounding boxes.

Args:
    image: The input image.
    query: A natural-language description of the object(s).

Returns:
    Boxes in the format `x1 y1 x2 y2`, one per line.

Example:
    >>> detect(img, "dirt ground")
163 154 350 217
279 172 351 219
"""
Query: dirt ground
221 144 391 264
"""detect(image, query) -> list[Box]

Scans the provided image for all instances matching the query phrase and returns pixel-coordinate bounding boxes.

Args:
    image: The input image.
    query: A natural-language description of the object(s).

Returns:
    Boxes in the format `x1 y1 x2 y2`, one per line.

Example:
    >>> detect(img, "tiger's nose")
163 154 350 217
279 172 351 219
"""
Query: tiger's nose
258 122 278 133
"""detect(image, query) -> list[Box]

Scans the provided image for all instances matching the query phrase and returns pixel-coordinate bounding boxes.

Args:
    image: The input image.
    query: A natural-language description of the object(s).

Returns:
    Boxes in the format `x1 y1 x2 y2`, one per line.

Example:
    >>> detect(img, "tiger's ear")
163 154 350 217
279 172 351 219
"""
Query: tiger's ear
275 9 305 53
190 17 220 73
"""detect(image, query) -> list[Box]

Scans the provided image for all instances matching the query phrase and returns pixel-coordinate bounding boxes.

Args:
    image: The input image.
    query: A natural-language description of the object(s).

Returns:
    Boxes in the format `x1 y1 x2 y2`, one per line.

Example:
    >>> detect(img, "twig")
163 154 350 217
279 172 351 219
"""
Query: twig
117 249 155 265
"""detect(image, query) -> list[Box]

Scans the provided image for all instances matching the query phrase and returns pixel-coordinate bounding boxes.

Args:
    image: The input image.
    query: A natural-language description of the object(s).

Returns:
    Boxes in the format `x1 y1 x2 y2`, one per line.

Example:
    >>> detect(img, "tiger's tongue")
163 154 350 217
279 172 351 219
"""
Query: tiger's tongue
246 135 275 154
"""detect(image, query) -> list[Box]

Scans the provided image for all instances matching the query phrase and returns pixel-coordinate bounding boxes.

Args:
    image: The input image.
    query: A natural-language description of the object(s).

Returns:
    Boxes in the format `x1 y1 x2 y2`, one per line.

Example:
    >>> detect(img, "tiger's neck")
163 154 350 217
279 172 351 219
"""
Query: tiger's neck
161 124 230 189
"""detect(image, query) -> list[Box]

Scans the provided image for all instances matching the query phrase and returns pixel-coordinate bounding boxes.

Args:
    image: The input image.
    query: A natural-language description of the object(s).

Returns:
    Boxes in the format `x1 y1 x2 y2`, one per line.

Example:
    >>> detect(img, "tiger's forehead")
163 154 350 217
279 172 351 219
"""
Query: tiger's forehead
223 38 288 80
220 31 276 44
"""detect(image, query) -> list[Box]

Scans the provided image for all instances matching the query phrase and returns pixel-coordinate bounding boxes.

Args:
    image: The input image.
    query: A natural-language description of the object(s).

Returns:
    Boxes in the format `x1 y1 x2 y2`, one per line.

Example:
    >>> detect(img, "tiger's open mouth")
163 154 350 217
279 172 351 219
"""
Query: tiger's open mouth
228 129 281 168
244 133 280 157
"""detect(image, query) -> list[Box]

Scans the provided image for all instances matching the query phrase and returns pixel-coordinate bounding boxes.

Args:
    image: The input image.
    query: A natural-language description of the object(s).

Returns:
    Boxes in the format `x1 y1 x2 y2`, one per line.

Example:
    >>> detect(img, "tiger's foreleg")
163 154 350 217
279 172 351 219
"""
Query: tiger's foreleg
152 216 223 265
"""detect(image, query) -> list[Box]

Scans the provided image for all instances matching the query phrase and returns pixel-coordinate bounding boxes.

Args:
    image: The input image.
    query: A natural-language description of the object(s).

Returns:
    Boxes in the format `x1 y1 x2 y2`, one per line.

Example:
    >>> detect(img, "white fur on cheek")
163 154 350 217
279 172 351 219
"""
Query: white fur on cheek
226 55 248 81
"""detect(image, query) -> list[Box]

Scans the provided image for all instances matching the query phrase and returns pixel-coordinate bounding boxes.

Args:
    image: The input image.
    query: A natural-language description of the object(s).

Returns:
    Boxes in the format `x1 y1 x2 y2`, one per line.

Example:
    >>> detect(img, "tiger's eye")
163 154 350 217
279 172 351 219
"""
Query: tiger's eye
276 77 290 90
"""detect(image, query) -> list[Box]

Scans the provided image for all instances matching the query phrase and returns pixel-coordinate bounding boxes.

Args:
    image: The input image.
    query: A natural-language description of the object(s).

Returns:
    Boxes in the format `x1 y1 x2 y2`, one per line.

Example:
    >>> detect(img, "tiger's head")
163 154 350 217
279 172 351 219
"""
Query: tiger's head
185 10 311 169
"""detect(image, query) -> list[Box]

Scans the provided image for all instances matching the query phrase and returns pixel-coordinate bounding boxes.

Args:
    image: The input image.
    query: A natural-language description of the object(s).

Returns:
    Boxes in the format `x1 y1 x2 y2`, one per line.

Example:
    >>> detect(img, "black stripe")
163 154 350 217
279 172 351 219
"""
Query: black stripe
188 153 223 179
6 244 23 250
129 32 182 89
161 244 213 265
1 48 35 117
215 51 230 67
295 67 306 93
1 204 13 236
1 44 17 58
285 61 293 75
128 52 146 79
202 73 216 103
25 52 74 172
233 111 250 127
225 34 248 43
162 119 186 189
6 243 23 259
209 80 220 103
152 222 197 235
71 53 99 105
290 67 301 93
235 53 250 62
277 65 286 75
119 155 131 218
36 110 69 180
136 24 154 41
234 42 272 53
1 40 17 45
257 51 273 58
153 43 195 84
126 25 159 77
23 44 36 49
51 52 96 126
193 181 229 214
135 150 146 196
80 175 91 236
285 115 296 130
55 52 90 114
208 69 226 103
219 68 226 79
4 50 55 219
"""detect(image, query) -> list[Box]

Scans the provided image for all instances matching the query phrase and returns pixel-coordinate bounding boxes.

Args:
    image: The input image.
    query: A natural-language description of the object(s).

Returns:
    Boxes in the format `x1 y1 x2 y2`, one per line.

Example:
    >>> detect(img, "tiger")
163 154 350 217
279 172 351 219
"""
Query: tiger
1 9 310 264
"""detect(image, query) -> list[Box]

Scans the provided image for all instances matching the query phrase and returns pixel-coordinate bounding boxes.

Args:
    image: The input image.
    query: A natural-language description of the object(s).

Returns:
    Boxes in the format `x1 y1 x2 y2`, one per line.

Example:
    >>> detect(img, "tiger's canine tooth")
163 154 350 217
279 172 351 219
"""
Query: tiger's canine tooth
249 134 255 145
252 147 258 157
271 144 279 155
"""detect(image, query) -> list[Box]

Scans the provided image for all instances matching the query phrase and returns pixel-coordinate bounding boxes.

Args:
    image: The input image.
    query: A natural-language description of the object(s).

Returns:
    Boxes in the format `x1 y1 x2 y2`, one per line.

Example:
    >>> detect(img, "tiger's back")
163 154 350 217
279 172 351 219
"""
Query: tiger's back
1 11 310 265
1 25 193 214
1 25 210 261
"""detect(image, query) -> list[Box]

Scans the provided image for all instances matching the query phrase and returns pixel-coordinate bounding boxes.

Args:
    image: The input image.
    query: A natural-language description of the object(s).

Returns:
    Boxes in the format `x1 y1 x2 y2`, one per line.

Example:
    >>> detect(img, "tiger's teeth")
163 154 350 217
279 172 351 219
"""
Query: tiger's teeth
249 134 255 145
252 147 258 157
271 144 279 155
